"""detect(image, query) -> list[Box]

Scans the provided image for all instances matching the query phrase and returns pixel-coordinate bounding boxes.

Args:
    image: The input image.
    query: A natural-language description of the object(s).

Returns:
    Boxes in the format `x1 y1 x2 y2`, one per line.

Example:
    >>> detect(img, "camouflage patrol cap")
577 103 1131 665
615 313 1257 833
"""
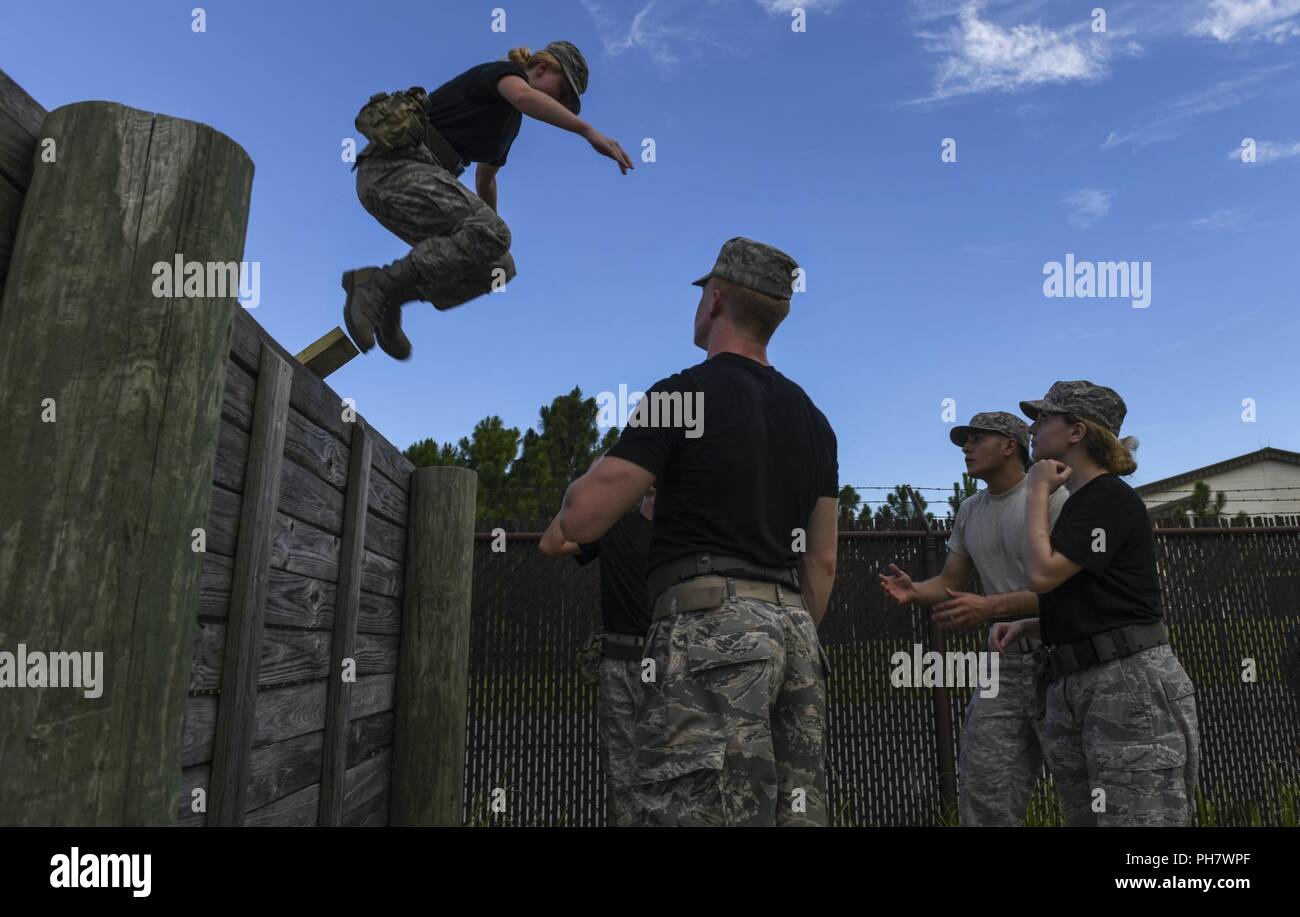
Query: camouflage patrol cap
691 237 799 300
541 41 588 114
949 412 1030 450
1020 380 1127 435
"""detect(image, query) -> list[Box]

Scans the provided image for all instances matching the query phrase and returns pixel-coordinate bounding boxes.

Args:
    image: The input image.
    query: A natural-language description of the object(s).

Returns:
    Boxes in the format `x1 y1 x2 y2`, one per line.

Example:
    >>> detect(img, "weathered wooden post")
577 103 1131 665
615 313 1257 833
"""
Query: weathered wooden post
0 101 253 825
391 466 477 826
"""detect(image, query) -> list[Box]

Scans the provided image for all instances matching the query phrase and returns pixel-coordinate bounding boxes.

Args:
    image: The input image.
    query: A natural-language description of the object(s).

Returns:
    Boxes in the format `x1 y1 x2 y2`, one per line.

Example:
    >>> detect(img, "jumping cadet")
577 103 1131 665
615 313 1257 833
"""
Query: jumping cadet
540 483 655 827
993 380 1200 826
345 42 634 359
879 412 1068 826
555 237 839 827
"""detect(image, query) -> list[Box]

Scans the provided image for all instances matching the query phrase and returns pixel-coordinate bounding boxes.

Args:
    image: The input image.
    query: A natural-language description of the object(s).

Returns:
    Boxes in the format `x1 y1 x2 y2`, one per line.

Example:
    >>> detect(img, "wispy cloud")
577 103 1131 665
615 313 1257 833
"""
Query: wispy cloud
756 0 846 13
1101 64 1291 150
1227 138 1300 162
1190 0 1300 42
1062 189 1115 228
1189 207 1258 231
911 1 1117 102
579 0 734 67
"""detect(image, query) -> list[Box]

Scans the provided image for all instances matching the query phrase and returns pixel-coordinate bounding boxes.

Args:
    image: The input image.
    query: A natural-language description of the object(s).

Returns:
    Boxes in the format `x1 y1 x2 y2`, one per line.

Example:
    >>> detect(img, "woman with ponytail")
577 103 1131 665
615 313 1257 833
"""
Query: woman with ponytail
991 380 1200 826
345 41 633 360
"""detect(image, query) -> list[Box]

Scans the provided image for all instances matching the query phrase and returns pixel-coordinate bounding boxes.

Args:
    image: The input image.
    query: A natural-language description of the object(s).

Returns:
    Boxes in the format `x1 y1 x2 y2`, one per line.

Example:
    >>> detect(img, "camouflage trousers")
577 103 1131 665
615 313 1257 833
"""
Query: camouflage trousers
598 656 642 827
354 145 516 310
630 596 829 827
958 648 1050 826
1040 644 1200 826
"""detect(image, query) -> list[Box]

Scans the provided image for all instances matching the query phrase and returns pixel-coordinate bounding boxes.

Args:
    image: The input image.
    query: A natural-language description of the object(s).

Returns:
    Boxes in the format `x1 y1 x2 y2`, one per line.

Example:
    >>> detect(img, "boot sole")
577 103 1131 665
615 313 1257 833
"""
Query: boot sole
341 270 376 353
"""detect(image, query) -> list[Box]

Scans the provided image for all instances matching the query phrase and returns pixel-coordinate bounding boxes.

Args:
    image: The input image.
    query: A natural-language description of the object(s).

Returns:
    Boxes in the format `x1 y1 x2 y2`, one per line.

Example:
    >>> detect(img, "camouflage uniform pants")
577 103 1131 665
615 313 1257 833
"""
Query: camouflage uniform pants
958 648 1050 826
598 656 642 827
1040 644 1200 826
354 145 516 310
630 596 829 827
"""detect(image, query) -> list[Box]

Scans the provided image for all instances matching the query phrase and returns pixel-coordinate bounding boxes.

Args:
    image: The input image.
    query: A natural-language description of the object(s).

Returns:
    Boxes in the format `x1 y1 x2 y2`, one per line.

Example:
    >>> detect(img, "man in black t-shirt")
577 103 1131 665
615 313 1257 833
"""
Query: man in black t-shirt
556 237 840 826
344 41 634 360
540 485 654 827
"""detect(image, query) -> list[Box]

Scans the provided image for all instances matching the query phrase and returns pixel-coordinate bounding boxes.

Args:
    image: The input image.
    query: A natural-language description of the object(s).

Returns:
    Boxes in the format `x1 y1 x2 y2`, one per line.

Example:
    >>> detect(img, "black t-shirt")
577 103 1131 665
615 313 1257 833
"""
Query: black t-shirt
606 352 838 583
575 511 653 636
1039 473 1163 645
425 61 526 166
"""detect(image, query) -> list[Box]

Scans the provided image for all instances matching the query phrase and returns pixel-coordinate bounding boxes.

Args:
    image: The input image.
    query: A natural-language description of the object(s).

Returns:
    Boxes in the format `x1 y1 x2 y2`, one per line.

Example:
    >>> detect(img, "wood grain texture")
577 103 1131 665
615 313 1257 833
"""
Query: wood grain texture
320 421 372 824
391 466 476 826
209 346 293 826
0 100 252 826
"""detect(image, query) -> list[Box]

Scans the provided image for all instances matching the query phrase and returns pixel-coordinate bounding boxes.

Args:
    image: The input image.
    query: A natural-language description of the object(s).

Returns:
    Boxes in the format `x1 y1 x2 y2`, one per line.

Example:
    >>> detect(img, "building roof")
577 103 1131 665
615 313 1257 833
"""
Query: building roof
1133 447 1300 497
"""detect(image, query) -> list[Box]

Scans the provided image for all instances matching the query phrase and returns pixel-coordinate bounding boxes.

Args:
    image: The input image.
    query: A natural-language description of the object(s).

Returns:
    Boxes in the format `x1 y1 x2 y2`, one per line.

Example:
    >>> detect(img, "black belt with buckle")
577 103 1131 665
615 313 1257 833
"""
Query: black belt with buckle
602 632 645 662
1041 620 1167 681
647 552 799 605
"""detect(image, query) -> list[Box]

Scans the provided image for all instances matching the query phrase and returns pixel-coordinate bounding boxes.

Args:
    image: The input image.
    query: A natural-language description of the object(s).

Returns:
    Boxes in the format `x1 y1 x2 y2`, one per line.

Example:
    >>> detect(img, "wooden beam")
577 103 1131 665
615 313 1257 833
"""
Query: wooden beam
319 419 372 824
0 67 46 193
208 344 293 825
295 326 358 379
0 100 253 825
391 466 476 826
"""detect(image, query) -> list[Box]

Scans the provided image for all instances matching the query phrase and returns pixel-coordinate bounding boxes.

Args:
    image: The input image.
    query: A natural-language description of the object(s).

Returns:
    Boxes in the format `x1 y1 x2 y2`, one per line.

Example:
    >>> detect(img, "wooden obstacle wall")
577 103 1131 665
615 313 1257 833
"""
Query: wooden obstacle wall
0 68 473 827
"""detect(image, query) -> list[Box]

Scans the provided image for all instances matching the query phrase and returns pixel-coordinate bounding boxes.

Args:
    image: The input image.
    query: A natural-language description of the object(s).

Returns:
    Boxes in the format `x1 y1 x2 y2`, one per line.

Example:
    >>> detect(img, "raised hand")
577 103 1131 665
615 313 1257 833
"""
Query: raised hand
879 563 917 605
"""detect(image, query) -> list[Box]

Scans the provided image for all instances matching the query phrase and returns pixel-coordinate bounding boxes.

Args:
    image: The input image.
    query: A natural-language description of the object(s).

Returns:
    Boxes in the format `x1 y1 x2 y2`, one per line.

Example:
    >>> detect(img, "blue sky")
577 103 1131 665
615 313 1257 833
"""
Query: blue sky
6 0 1299 507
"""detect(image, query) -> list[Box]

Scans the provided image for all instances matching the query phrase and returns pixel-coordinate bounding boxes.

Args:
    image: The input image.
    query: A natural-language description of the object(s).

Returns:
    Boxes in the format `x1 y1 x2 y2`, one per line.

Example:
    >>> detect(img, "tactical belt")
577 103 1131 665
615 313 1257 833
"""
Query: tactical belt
1041 620 1167 681
419 118 468 176
647 553 799 606
652 574 805 622
1011 636 1041 655
602 632 645 662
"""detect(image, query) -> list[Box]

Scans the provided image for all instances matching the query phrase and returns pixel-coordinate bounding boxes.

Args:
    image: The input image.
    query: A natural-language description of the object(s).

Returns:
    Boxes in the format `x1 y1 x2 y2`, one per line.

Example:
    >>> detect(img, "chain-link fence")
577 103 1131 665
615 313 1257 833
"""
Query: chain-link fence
465 527 1300 826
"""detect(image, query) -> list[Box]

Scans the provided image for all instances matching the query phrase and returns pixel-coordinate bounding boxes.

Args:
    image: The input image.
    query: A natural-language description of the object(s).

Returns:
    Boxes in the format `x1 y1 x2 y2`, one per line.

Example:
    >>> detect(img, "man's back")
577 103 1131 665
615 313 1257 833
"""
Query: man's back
606 351 838 575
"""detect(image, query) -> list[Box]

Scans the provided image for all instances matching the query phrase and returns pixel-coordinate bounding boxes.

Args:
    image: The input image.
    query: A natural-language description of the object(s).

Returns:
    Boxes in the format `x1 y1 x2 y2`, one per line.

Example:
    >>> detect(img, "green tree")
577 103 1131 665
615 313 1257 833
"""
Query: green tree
948 473 980 517
838 485 861 523
874 485 934 528
402 436 463 468
1189 480 1227 526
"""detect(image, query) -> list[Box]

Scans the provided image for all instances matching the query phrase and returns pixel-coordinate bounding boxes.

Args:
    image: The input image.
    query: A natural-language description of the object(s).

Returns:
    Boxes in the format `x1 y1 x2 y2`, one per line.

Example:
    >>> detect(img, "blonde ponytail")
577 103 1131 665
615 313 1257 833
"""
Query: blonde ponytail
1068 413 1139 475
507 46 560 71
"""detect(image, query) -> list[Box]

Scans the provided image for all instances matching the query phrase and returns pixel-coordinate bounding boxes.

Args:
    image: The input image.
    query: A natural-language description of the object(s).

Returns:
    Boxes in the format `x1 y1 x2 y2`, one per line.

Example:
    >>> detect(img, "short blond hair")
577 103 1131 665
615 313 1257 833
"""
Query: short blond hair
710 277 790 344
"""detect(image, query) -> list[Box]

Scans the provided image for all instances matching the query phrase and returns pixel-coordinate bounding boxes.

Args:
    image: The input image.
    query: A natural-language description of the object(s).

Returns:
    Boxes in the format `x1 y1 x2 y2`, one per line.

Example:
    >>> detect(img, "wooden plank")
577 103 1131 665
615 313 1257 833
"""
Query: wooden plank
209 345 294 826
0 68 45 192
0 171 23 289
206 487 404 596
296 326 359 379
182 674 396 767
0 100 253 826
392 466 476 826
214 416 406 559
343 788 390 827
246 711 392 811
320 421 372 824
189 623 398 692
232 309 413 495
237 748 392 827
199 553 401 634
179 744 390 822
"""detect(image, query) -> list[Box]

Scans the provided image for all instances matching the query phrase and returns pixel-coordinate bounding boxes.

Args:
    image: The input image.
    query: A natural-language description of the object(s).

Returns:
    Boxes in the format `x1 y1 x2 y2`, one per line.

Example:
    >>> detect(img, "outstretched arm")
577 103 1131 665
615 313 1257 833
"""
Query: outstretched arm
495 75 634 173
880 549 973 608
